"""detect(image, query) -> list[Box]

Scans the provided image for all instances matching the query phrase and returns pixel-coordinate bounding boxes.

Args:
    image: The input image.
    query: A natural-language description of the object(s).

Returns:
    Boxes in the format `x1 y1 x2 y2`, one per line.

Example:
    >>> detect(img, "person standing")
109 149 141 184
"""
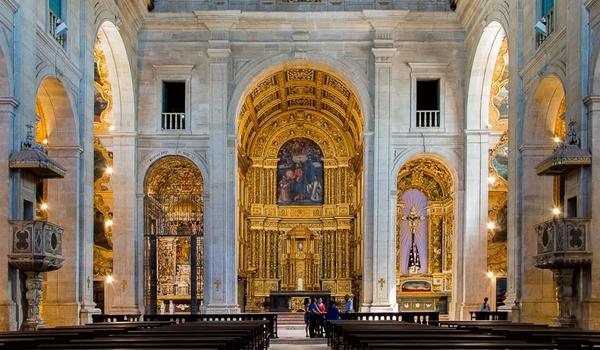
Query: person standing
480 297 491 312
326 300 341 321
303 298 310 337
317 297 326 313
344 295 353 313
308 297 319 338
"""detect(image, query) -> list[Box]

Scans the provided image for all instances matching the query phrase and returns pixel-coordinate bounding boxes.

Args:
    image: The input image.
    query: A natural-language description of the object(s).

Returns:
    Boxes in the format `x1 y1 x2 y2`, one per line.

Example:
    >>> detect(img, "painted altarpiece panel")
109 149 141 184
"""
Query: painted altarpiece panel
276 138 324 205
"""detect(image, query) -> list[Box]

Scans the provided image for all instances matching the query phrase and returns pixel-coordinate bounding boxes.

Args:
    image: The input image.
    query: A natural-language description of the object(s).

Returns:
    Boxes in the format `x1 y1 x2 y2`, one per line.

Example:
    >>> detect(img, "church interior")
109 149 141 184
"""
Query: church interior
1 0 600 348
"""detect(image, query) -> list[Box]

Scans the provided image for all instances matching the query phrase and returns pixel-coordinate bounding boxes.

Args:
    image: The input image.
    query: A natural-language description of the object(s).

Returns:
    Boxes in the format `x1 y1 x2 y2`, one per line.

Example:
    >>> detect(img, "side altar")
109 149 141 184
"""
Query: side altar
269 291 331 312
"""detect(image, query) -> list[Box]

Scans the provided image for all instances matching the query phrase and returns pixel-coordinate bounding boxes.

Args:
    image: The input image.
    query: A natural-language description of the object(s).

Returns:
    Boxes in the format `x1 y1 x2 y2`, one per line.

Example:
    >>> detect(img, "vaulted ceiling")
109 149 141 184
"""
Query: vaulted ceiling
238 68 363 157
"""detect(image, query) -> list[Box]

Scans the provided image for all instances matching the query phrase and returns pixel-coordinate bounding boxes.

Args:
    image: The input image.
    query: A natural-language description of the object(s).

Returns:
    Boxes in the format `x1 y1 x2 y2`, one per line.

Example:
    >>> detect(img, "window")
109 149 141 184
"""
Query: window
48 0 66 47
536 0 554 47
161 81 186 130
415 79 440 128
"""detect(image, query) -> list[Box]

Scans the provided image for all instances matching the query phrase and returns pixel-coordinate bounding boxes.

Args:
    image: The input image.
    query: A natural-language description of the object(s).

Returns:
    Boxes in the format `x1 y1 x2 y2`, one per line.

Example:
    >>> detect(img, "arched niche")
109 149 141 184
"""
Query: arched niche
395 157 454 311
142 156 205 315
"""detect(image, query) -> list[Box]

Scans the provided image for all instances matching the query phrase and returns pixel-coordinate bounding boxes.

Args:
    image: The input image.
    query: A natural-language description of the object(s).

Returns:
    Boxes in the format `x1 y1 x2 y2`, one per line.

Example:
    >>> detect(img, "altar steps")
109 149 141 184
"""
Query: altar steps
276 312 306 325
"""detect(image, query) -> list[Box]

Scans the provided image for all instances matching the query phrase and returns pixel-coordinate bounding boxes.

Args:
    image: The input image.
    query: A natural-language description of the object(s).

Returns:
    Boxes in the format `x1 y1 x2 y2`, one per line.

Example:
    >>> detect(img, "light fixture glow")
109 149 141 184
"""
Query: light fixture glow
487 176 496 185
104 219 113 228
42 138 48 145
552 207 561 216
105 167 113 175
553 136 561 143
108 124 115 131
40 202 48 211
487 222 496 230
487 271 495 279
105 275 114 284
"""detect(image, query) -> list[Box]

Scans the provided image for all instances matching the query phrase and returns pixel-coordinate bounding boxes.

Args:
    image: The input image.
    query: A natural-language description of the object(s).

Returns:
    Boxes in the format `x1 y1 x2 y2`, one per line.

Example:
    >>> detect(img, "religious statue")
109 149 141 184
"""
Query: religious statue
402 207 425 274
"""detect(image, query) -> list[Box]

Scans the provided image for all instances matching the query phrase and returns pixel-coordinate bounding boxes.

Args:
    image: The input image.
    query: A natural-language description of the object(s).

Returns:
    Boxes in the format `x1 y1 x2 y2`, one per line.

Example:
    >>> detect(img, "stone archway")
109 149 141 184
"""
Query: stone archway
34 77 81 326
92 20 137 314
236 66 364 311
460 21 511 320
142 155 205 315
519 75 566 324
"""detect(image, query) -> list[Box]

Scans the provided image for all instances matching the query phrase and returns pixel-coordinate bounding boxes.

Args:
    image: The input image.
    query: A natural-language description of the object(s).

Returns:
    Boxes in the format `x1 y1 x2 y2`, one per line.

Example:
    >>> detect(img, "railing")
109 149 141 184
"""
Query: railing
341 311 438 325
415 110 440 128
161 112 186 130
48 10 66 47
536 9 554 47
8 220 64 272
92 313 278 338
469 311 509 320
535 218 592 269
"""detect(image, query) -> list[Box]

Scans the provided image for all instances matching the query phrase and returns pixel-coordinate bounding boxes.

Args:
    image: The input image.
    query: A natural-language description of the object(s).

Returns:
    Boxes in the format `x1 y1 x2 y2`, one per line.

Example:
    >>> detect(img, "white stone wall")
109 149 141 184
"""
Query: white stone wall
1 0 599 329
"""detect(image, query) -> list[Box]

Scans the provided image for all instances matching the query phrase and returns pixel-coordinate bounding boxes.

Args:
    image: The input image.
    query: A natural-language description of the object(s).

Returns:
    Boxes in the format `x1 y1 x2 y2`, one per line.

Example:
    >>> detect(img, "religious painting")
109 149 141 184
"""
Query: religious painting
492 146 508 181
276 138 324 205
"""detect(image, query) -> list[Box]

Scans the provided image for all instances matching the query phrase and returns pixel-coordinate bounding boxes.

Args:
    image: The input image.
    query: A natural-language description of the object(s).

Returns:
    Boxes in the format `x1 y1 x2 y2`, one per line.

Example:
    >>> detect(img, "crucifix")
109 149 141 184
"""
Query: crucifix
214 279 222 291
377 278 385 290
402 206 425 275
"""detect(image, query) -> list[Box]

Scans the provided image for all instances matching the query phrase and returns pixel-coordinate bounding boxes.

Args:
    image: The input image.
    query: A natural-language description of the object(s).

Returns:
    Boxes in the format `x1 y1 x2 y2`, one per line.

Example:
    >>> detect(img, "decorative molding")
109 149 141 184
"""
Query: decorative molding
407 62 449 70
152 64 195 75
0 97 19 108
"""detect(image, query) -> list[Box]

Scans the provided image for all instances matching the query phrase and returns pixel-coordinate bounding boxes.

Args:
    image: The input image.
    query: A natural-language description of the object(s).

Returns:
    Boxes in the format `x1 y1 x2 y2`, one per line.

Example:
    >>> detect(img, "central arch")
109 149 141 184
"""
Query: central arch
235 64 365 311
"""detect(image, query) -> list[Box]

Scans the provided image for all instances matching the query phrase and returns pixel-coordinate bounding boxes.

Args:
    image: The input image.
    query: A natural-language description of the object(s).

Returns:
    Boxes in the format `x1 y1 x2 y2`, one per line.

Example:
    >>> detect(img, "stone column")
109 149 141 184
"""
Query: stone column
106 134 139 314
457 129 489 319
22 272 44 331
0 98 18 331
584 95 600 329
517 145 556 324
362 45 397 312
44 146 83 326
551 268 576 328
205 35 239 313
77 0 97 324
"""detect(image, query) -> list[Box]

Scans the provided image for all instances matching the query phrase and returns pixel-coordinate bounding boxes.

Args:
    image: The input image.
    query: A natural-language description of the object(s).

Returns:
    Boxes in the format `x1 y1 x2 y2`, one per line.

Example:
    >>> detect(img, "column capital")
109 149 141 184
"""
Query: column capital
584 95 600 110
372 47 397 65
207 48 232 64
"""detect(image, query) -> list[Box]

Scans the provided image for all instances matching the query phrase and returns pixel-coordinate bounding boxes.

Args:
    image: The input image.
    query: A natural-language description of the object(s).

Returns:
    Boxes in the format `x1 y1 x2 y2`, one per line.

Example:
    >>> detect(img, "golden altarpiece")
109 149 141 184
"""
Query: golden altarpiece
236 67 364 311
396 158 454 313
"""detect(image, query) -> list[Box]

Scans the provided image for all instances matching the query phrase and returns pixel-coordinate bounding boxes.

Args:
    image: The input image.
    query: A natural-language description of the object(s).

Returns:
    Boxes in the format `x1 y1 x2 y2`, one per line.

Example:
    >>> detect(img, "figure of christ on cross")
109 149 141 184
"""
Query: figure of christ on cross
402 207 426 274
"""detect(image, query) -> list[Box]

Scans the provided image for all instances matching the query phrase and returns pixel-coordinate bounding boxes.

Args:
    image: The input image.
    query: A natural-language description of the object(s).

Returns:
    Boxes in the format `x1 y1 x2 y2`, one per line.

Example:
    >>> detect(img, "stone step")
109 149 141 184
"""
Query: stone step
276 312 306 325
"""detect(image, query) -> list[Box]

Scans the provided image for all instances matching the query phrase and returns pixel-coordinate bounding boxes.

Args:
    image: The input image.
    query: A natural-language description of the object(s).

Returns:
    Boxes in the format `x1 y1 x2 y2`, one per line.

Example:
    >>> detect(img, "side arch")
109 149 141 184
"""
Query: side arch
95 21 135 132
466 21 507 130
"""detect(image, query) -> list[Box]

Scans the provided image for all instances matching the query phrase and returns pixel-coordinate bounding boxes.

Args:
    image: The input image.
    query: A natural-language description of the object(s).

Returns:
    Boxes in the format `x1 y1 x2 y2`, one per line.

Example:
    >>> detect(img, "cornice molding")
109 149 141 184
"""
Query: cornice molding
0 97 19 107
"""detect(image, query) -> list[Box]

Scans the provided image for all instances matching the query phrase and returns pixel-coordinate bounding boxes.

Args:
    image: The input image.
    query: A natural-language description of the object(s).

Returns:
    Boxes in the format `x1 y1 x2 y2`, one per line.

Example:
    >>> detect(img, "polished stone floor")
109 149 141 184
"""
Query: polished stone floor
270 326 329 349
